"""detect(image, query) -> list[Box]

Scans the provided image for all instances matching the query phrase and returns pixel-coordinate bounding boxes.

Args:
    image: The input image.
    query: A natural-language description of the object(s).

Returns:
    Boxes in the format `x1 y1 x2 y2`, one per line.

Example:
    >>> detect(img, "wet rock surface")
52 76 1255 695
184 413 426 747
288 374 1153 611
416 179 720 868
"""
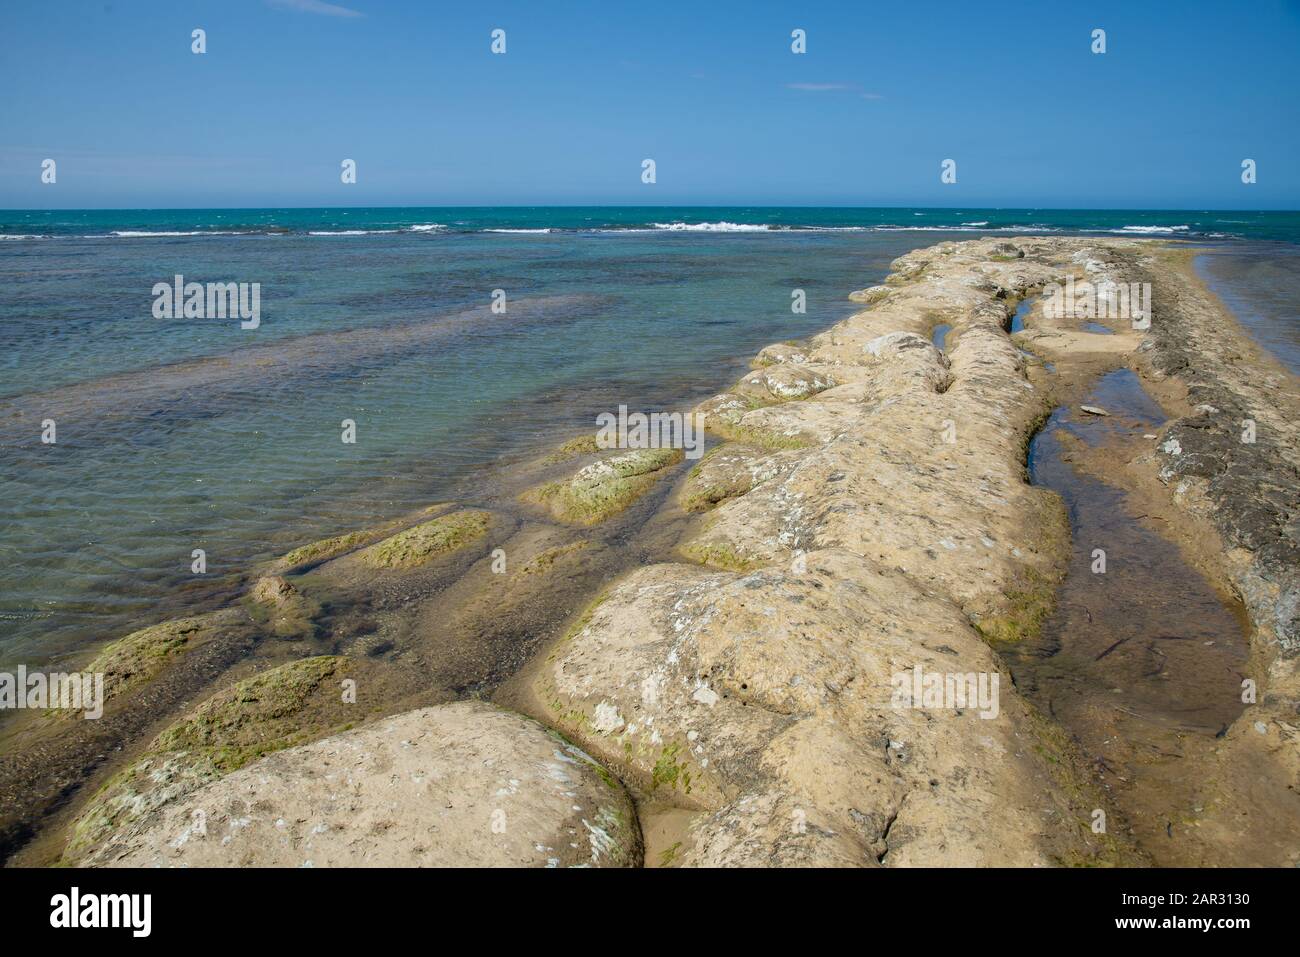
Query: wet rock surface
1006 371 1255 864
356 509 491 569
0 608 261 861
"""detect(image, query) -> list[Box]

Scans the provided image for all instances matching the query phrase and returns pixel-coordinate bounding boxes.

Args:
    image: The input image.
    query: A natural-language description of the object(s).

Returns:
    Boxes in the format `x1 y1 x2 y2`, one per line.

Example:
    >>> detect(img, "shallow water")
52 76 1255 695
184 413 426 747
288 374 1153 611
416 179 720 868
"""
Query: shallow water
1009 298 1032 334
1013 370 1247 730
1 229 937 665
1195 243 1300 375
1007 369 1250 856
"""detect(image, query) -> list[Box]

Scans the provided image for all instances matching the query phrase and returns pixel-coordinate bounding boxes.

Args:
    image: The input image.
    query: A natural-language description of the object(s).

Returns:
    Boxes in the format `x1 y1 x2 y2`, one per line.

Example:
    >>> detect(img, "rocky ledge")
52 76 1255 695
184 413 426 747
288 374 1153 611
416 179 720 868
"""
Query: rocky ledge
534 236 1167 866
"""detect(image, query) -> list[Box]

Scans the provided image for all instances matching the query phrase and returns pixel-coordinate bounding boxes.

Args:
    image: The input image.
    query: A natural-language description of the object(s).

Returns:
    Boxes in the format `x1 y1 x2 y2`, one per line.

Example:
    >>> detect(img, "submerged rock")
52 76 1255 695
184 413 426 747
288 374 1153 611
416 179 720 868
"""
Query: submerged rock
279 530 374 569
519 540 591 575
357 509 491 569
84 612 238 708
541 433 601 465
246 575 321 639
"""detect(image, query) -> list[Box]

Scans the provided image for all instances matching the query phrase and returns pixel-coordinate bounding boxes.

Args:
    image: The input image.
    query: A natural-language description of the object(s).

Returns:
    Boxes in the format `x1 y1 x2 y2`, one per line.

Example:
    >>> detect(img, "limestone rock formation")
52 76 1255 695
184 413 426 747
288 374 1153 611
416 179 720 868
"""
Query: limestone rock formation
537 237 1149 865
86 700 640 868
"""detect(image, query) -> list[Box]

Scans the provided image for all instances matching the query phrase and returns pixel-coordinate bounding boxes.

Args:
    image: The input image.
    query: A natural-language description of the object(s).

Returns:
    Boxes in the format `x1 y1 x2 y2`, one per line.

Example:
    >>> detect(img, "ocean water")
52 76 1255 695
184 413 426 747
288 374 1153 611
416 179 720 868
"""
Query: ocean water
1 207 1296 667
1195 242 1300 376
4 206 1300 242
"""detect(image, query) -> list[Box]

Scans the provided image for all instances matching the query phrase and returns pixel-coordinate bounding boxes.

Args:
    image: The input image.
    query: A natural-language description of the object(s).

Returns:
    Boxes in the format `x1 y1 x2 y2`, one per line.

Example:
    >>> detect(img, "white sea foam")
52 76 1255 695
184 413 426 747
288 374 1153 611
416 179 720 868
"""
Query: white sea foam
590 222 1058 235
1112 225 1191 234
650 221 773 232
111 230 241 237
2 220 1220 242
866 224 1063 233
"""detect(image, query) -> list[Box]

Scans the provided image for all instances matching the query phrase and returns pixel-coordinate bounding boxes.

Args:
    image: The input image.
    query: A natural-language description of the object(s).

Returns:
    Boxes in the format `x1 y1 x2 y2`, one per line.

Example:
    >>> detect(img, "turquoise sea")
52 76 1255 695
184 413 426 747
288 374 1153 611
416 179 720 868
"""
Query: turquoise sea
1 207 1297 665
4 206 1300 241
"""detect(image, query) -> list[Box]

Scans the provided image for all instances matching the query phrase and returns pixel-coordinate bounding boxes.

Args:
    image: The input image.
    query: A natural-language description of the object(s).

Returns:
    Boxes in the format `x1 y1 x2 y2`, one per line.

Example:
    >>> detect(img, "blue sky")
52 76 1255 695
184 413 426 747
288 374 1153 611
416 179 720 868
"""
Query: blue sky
1 0 1297 209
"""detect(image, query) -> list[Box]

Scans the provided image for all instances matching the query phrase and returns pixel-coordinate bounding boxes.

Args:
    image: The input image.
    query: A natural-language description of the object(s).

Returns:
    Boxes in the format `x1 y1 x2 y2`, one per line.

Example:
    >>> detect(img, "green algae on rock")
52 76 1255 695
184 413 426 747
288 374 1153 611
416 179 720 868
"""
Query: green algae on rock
85 613 232 706
274 506 455 570
63 655 355 865
279 530 373 568
519 540 591 576
967 494 1071 645
148 655 351 772
678 538 767 572
357 509 491 569
541 433 602 465
525 448 682 525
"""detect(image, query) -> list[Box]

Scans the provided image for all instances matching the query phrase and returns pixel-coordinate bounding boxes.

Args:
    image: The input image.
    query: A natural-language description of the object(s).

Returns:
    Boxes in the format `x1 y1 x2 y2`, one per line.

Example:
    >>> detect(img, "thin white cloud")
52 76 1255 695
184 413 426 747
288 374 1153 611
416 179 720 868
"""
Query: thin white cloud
787 82 884 100
266 0 364 18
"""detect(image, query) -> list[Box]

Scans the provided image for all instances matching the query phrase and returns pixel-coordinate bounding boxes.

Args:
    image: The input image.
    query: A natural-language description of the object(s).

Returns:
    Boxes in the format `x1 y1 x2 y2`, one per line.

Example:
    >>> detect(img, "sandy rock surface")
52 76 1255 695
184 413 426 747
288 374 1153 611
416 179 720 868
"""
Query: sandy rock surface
95 701 641 868
537 237 1150 866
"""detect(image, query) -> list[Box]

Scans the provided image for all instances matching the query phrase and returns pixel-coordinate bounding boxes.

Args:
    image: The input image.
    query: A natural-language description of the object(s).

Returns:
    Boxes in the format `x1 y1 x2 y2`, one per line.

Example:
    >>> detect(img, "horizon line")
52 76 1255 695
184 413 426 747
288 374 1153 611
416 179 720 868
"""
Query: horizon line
3 203 1298 214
